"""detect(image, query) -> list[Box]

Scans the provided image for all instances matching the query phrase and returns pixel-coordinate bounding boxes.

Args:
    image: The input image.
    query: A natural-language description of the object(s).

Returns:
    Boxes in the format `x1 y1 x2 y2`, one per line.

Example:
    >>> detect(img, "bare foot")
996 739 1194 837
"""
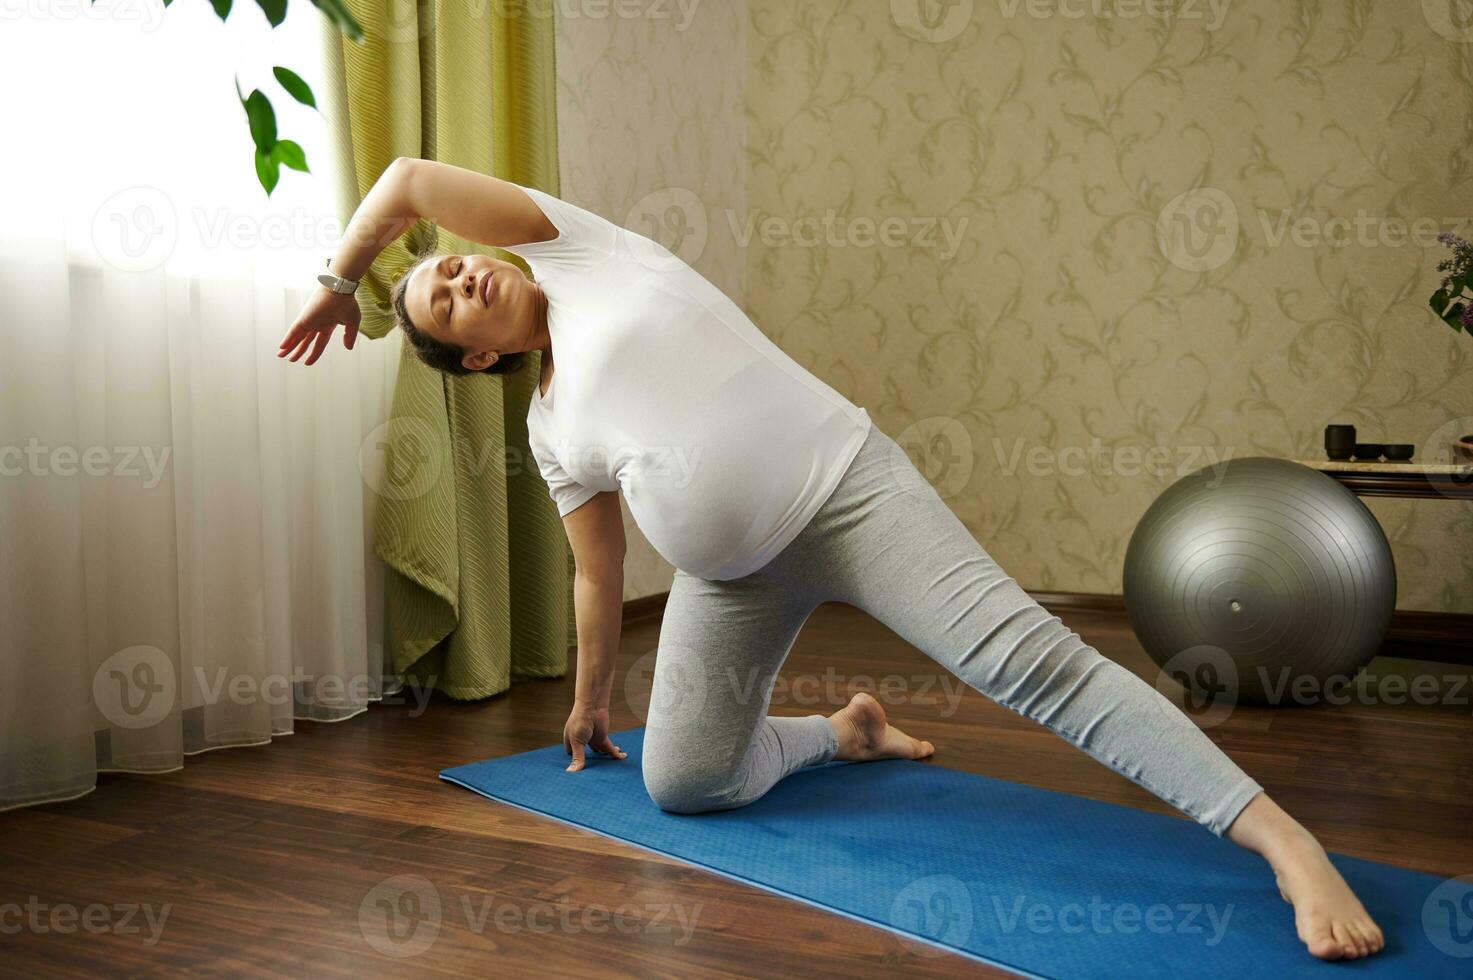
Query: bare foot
1269 829 1386 960
1227 794 1385 960
827 692 935 762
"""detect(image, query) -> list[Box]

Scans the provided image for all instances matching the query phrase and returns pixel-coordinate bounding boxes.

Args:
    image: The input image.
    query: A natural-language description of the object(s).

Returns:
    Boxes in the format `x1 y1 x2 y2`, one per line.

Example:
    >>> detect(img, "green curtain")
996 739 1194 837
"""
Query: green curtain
320 0 577 698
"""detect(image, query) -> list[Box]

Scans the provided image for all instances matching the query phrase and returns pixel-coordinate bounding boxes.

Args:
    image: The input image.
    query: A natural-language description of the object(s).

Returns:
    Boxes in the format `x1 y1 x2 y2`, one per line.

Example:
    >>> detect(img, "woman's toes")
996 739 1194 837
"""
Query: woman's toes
1332 921 1359 958
1359 918 1384 954
1303 924 1344 960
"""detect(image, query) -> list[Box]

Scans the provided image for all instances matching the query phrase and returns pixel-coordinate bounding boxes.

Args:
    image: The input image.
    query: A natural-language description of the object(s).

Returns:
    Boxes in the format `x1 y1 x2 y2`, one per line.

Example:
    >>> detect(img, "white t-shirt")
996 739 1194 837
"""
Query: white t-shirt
503 183 872 581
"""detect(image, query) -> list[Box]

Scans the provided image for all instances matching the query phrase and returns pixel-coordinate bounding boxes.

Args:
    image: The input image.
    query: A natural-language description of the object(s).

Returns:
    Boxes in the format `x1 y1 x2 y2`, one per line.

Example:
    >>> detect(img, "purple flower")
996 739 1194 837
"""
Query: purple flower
1437 233 1473 292
1463 304 1473 330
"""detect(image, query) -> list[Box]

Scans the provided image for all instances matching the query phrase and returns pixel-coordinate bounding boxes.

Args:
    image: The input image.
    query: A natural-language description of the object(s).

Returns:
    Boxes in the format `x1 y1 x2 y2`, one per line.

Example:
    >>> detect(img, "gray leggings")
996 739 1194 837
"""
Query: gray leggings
641 423 1264 837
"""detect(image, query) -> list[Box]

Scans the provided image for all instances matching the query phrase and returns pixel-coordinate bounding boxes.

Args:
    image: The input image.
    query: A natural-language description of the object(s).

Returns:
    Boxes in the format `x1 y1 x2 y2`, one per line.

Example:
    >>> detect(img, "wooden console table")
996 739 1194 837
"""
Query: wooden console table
1297 460 1473 500
1294 458 1472 667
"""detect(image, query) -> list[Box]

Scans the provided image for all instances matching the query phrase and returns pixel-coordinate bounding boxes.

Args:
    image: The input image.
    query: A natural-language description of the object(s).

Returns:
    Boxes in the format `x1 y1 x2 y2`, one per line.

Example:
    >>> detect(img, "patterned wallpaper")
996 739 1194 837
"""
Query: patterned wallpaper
549 0 747 600
553 0 1473 612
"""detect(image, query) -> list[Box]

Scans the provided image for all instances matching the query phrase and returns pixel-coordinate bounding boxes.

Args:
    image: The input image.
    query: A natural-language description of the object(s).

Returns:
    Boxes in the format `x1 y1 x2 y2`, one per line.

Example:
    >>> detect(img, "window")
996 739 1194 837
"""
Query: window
1 0 337 281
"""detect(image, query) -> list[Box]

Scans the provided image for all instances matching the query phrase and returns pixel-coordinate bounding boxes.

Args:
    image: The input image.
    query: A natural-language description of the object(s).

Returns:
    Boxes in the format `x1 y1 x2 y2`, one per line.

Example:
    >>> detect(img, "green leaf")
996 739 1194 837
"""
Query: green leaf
255 0 287 26
273 139 309 173
1443 302 1466 332
209 0 232 19
255 148 281 195
272 66 316 109
1429 289 1467 332
309 0 364 41
241 89 277 154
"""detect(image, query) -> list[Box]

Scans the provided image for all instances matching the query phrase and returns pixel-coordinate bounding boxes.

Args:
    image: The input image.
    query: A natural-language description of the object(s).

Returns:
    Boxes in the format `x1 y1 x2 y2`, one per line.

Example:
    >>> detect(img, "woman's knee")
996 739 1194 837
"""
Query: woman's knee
641 752 736 814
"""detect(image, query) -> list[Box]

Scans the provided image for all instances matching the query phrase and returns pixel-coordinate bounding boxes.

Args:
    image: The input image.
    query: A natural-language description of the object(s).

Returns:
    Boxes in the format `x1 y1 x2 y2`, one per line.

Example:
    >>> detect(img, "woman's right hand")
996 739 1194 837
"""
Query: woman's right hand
563 700 627 773
278 285 362 366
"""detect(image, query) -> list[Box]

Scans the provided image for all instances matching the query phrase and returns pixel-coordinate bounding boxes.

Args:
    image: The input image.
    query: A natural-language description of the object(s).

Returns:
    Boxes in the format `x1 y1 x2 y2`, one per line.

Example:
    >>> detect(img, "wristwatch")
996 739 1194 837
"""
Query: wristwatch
317 258 360 295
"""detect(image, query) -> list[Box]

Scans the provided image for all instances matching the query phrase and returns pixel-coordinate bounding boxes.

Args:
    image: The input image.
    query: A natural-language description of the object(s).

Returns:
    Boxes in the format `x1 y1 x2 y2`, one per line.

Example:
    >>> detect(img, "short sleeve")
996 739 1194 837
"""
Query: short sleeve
529 430 599 517
502 183 619 271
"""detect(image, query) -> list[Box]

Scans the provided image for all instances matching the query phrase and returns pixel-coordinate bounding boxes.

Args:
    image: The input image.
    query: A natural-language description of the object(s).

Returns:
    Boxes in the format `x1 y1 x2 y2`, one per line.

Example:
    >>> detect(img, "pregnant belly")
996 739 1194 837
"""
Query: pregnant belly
617 429 842 580
622 471 755 579
618 436 791 579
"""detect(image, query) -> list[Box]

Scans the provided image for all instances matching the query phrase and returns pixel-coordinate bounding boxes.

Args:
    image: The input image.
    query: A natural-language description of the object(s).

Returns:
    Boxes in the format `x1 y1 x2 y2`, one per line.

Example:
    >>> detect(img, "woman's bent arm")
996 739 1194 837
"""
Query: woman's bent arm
278 157 556 365
325 157 556 283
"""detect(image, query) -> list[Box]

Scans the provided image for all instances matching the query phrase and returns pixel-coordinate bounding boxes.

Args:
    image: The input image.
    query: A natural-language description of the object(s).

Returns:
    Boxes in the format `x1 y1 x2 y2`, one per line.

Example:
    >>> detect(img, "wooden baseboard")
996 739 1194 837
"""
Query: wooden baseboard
1027 591 1126 615
1376 611 1473 667
1029 592 1472 667
624 589 1473 668
620 591 668 626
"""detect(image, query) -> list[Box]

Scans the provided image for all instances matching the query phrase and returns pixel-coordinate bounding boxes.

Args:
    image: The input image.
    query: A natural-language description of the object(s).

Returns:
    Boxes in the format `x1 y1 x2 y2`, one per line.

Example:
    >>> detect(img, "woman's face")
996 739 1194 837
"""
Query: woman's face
405 253 535 371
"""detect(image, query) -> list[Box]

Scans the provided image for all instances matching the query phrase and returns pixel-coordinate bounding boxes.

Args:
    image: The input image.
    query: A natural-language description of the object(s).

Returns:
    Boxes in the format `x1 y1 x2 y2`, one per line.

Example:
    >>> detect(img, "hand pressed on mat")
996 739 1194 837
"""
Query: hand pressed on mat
563 700 627 773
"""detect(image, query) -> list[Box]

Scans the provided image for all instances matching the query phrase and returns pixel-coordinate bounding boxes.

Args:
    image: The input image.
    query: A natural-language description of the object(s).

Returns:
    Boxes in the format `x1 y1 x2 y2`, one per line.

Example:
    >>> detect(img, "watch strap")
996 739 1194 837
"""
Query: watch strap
318 259 359 295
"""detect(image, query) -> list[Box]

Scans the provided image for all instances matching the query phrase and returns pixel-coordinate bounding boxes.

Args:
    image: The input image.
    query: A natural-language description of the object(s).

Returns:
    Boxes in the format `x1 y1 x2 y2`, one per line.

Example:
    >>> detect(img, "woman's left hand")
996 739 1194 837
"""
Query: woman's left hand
563 700 627 772
278 286 362 366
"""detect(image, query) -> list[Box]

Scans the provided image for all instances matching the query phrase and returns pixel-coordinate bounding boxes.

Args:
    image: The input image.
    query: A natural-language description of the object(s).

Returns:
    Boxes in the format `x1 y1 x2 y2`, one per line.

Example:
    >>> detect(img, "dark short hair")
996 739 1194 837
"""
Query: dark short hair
390 252 527 377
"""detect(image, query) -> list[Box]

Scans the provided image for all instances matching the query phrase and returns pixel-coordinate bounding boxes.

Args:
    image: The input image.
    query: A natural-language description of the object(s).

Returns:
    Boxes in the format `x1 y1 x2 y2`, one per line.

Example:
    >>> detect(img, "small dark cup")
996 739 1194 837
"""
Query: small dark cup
1325 424 1356 460
1353 442 1384 461
1383 444 1414 461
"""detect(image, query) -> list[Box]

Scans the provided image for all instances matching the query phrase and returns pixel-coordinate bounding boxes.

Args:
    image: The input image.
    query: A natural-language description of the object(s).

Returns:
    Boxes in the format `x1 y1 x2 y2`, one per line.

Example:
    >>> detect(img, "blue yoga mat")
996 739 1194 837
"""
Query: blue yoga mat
441 728 1469 978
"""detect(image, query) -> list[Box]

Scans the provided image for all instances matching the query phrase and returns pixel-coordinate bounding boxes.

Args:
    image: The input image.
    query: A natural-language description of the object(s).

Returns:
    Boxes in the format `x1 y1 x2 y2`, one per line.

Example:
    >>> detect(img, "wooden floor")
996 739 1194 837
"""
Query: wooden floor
2 602 1470 978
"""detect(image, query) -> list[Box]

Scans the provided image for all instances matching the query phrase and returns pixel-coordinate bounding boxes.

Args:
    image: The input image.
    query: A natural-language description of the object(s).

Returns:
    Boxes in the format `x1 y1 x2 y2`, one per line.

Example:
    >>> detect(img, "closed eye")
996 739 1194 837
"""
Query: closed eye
435 256 461 331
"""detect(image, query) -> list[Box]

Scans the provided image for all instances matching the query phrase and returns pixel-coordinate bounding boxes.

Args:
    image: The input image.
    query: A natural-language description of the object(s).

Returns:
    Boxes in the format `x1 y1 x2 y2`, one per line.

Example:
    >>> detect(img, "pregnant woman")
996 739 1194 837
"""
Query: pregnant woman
279 158 1383 962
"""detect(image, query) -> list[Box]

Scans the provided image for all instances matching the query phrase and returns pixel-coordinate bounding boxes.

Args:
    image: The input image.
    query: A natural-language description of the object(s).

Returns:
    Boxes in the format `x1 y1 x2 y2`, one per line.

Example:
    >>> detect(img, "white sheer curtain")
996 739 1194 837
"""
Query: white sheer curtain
0 2 401 810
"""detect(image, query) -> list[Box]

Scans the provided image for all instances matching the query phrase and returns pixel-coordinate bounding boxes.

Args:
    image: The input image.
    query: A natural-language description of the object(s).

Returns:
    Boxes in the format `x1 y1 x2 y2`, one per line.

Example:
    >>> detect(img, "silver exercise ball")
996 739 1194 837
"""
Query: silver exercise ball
1123 457 1396 705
